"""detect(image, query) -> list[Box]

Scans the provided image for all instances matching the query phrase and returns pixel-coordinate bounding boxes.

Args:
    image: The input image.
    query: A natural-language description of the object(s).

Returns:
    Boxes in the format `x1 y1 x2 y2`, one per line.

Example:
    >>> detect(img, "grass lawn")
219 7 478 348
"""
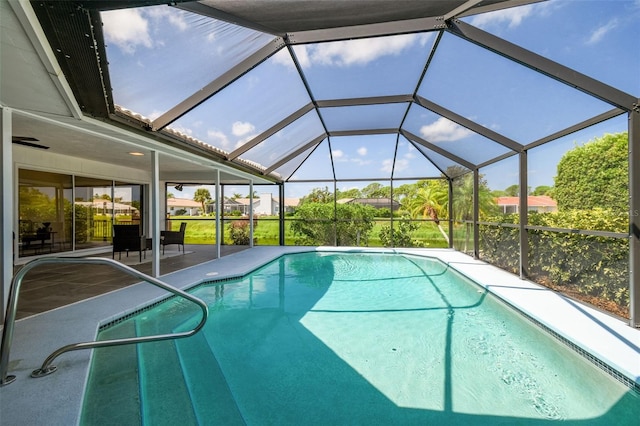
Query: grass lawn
166 216 449 248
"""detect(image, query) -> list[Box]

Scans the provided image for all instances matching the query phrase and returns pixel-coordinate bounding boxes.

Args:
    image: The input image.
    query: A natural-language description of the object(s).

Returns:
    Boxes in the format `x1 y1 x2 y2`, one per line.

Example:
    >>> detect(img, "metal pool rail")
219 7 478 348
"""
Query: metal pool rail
0 257 209 386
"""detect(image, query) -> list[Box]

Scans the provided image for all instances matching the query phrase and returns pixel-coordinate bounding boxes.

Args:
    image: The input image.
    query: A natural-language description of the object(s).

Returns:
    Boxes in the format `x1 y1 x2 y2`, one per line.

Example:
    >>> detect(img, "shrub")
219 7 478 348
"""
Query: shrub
480 209 629 313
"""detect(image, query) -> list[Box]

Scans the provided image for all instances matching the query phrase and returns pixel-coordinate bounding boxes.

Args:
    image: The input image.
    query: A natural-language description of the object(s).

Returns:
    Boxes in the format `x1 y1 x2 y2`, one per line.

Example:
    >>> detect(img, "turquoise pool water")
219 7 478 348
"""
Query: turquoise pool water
82 252 640 425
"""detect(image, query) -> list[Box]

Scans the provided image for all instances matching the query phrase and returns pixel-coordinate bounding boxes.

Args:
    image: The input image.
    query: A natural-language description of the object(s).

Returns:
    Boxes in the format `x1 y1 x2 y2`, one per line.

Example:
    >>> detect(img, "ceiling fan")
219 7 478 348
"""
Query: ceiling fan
11 136 49 150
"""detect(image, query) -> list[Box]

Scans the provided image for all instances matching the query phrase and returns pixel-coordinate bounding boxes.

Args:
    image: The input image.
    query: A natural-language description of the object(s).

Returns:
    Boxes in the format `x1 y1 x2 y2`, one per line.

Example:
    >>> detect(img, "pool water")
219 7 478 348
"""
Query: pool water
82 252 640 425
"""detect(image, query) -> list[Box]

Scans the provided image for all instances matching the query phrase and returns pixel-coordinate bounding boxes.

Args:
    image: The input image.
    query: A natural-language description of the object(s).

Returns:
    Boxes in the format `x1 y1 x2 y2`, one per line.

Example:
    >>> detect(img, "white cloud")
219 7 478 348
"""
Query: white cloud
381 158 394 173
586 19 618 45
207 130 230 149
234 134 258 149
381 157 409 174
146 7 188 32
102 9 152 54
272 48 294 68
103 6 192 54
332 149 344 159
357 147 367 156
232 121 255 137
420 117 472 142
293 45 311 68
147 110 163 121
470 4 536 29
394 158 410 172
302 33 422 68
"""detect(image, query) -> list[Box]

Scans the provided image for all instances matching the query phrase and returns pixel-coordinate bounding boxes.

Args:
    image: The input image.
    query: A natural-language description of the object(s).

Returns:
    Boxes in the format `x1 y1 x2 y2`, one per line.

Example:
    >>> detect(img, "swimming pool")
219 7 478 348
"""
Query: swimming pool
81 252 640 424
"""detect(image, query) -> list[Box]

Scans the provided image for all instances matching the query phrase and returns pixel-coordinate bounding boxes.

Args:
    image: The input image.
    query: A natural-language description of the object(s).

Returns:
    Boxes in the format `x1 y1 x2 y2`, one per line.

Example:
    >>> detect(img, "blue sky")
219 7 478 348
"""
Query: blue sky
101 1 639 199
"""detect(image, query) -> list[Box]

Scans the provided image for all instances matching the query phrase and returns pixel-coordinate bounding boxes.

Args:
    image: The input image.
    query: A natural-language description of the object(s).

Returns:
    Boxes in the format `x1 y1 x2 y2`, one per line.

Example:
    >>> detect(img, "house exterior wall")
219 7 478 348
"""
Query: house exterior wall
13 145 150 183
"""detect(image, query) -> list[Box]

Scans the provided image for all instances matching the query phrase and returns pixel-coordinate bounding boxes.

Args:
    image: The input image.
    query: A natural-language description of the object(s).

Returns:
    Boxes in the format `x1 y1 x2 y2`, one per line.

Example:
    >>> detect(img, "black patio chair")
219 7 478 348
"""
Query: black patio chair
161 222 186 254
113 224 146 262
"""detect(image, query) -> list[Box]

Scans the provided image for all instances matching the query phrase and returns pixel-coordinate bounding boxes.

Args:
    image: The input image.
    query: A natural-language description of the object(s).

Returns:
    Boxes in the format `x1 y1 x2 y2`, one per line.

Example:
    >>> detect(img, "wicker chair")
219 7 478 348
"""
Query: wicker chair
112 225 146 262
161 222 186 254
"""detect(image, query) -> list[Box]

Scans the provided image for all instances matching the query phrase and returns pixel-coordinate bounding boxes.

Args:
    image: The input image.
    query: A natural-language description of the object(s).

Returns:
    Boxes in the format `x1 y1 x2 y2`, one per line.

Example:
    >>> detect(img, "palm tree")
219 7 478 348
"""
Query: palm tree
450 173 497 251
404 183 449 244
193 188 212 214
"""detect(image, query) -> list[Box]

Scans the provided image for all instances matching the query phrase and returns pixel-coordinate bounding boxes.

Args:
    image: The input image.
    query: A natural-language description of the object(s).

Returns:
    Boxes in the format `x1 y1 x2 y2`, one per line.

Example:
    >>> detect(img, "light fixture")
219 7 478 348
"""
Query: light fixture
174 184 183 191
128 151 144 156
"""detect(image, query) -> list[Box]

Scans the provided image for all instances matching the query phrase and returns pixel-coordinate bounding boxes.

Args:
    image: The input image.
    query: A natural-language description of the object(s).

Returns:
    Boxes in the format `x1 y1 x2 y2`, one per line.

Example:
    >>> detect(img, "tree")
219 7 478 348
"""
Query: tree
532 185 553 196
554 132 627 212
336 188 361 199
290 202 376 246
193 188 212 213
167 192 175 199
504 184 519 197
402 181 449 243
361 182 390 198
300 186 333 204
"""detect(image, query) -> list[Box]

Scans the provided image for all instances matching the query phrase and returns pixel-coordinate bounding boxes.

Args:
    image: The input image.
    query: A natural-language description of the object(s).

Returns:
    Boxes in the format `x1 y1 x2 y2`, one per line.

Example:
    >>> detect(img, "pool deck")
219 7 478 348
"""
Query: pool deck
1 247 639 425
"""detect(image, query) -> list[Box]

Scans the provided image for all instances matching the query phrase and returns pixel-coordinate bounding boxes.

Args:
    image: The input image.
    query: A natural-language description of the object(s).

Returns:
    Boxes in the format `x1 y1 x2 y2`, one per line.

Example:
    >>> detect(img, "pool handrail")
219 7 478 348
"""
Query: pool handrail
0 256 209 386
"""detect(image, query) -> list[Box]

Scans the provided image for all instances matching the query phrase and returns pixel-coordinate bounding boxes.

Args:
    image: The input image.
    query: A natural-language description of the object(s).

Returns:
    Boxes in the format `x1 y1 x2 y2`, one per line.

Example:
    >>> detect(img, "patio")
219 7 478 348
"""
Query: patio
13 244 249 320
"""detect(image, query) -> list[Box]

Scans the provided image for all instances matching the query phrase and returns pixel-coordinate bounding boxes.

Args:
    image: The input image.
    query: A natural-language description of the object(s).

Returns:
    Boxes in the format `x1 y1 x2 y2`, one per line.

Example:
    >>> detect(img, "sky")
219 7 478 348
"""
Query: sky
101 1 640 199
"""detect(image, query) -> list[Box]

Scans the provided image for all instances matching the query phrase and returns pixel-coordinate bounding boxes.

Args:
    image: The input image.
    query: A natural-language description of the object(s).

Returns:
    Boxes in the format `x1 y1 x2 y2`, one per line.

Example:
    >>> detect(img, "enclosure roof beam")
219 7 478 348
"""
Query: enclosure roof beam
286 16 445 45
227 103 316 161
415 95 522 152
401 129 475 170
524 108 626 151
443 0 484 21
316 95 413 108
329 129 398 137
264 134 326 175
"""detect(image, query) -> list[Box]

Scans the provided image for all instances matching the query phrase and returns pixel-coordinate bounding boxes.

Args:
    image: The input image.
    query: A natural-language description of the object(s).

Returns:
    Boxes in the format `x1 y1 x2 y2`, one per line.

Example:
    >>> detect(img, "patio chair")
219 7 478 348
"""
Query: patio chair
161 222 186 254
113 224 146 262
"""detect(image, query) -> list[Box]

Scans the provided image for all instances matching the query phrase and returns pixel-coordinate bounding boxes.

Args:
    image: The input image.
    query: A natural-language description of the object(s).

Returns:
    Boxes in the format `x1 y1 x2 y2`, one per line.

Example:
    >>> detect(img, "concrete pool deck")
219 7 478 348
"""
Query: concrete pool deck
1 247 638 425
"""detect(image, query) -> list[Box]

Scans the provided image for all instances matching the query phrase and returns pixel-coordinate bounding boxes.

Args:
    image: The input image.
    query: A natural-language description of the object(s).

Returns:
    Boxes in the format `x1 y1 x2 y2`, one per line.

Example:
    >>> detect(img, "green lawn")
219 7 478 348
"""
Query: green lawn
166 216 448 248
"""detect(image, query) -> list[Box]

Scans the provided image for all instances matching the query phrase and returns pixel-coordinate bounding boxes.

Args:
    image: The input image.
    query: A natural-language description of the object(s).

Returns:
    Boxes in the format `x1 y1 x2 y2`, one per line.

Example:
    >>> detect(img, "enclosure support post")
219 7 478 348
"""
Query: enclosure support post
215 170 221 258
279 183 285 246
249 181 254 248
629 104 640 327
150 151 160 278
519 150 529 279
333 181 338 246
473 169 479 258
0 108 13 324
448 178 453 249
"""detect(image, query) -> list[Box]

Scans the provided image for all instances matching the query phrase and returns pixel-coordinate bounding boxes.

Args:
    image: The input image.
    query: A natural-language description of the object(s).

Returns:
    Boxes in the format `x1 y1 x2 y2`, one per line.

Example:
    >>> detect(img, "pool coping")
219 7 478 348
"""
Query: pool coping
0 246 638 425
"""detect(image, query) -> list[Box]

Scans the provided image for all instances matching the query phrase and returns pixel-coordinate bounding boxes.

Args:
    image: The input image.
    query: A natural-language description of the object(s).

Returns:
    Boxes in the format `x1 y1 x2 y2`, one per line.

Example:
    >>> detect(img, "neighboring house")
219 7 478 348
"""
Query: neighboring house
167 197 202 216
75 200 139 216
495 195 557 214
221 193 300 216
222 198 251 215
337 197 401 211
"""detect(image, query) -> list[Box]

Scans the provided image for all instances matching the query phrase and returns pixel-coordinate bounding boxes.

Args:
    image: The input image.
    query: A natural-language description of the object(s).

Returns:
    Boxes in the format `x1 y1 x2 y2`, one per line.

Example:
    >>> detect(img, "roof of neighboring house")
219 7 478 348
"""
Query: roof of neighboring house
229 197 300 207
337 198 398 205
283 198 300 207
76 201 138 211
495 196 557 207
229 198 252 206
167 198 201 208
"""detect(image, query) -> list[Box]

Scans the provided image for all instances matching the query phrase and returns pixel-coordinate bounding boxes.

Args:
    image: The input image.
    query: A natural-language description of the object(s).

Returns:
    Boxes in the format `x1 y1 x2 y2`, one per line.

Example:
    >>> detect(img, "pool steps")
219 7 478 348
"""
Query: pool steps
80 321 140 424
136 318 198 425
84 299 245 424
